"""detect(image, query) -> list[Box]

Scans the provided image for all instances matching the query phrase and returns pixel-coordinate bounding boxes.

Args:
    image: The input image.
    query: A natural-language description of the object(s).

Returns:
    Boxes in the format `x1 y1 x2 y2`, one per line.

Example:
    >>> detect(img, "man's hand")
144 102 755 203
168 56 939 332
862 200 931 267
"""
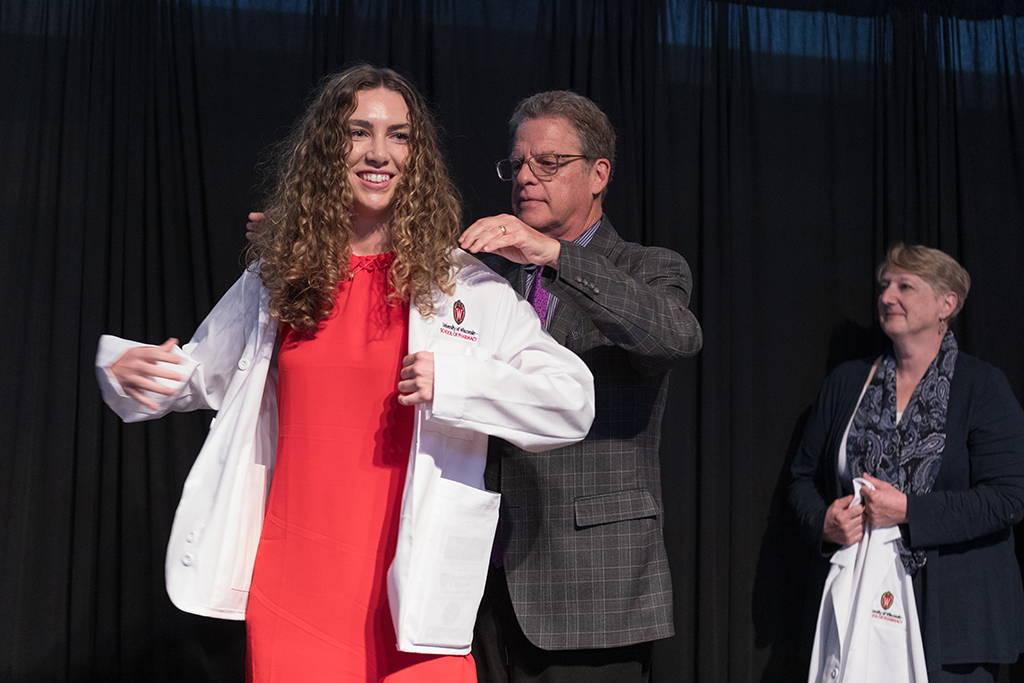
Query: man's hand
459 214 561 268
246 212 265 242
109 338 182 411
397 351 434 406
822 494 865 547
860 474 908 528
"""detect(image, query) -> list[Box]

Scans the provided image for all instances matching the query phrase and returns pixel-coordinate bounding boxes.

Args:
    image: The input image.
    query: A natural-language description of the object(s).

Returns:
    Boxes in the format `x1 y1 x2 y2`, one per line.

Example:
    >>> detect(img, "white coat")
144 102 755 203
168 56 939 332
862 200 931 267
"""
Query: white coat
95 250 595 655
808 478 928 683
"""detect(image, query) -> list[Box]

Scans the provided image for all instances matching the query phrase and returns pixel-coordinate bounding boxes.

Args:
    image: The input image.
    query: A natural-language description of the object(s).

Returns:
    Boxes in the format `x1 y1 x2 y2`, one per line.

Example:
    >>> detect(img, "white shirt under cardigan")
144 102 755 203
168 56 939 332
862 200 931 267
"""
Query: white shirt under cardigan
95 250 595 655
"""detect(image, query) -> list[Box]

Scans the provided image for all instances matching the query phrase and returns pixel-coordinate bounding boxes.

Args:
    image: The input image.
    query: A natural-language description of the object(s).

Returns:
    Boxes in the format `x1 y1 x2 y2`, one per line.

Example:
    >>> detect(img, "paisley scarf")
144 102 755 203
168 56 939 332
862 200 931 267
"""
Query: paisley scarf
846 330 957 573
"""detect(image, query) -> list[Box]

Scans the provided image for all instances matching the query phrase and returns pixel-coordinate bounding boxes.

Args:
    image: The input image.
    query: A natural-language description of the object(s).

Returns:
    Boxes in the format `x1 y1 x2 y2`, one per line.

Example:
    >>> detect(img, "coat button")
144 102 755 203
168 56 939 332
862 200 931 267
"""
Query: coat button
575 276 582 283
593 287 600 294
186 531 196 543
831 668 838 679
182 553 196 567
238 358 250 371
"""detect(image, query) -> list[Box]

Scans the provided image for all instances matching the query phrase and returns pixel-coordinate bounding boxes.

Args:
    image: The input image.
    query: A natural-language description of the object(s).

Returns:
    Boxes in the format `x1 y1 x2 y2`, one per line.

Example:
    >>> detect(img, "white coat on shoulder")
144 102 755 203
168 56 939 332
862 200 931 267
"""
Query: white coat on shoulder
96 250 595 654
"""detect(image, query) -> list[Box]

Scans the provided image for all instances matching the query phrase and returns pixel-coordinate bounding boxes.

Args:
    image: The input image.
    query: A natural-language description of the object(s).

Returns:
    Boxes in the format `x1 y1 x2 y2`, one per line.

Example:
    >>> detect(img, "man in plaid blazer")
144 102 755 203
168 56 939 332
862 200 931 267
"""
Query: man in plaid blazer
460 91 703 682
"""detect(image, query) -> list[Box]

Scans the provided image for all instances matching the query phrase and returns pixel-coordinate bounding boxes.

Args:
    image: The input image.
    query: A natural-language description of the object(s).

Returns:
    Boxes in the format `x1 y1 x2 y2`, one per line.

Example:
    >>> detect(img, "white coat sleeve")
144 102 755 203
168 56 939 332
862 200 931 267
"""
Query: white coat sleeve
428 273 594 453
95 270 257 423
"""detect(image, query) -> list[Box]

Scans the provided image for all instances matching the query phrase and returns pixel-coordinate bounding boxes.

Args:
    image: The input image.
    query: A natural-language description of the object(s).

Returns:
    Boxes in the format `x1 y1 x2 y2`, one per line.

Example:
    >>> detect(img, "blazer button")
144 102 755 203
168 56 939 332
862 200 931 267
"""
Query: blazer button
186 531 197 544
575 276 582 283
238 358 251 371
181 553 196 567
593 287 600 294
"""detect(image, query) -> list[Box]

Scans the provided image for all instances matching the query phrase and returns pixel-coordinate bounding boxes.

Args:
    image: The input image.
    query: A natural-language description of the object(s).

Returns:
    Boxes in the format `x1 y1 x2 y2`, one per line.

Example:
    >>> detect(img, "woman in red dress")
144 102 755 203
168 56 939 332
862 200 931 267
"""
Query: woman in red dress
238 69 474 683
99 66 583 683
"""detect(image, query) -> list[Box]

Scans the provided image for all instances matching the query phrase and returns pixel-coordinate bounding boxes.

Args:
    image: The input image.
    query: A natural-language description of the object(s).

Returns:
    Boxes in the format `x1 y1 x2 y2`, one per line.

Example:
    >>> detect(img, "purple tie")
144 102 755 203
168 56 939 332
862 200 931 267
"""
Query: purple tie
528 270 549 325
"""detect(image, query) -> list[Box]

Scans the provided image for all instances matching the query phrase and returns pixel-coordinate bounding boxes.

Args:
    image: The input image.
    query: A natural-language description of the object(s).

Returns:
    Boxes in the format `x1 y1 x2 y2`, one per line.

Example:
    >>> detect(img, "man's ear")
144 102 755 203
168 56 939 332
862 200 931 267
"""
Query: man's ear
589 158 610 196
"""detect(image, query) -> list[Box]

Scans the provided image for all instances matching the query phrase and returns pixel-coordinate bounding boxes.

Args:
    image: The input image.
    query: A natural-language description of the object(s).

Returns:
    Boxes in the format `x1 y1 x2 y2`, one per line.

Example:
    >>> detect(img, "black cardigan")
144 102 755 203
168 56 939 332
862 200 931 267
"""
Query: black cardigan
789 352 1024 670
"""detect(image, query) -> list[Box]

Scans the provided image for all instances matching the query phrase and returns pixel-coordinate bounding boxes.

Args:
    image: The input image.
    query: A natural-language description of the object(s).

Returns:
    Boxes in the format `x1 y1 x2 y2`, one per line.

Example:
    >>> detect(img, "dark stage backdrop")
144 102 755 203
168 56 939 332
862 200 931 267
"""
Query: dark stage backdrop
3 1 1024 681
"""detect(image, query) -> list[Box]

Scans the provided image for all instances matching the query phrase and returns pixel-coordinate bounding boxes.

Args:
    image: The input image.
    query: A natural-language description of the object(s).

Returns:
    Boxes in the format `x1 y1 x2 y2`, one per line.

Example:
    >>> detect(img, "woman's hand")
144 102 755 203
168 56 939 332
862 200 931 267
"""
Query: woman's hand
397 351 434 406
109 338 182 410
823 494 865 547
860 473 908 528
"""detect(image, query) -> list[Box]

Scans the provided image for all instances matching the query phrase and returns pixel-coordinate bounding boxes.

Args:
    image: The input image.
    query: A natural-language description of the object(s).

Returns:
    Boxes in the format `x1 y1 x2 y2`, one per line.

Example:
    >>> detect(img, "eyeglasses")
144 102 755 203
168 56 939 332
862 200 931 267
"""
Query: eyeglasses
495 154 591 181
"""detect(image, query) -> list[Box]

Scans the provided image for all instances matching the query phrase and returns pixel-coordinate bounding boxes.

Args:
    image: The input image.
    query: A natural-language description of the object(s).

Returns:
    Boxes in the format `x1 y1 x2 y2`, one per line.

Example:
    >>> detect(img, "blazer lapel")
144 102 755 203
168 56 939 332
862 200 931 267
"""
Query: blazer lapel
546 299 583 348
512 264 530 298
475 253 527 296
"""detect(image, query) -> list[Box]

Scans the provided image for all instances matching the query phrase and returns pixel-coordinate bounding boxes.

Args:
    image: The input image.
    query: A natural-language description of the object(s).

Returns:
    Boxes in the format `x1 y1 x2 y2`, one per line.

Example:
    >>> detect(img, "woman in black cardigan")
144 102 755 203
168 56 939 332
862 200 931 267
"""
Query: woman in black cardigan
790 244 1024 682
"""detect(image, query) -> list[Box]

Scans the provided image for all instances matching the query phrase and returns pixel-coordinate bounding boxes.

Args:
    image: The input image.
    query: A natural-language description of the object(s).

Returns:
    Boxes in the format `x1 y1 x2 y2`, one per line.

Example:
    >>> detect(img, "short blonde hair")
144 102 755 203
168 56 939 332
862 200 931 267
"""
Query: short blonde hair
877 243 971 323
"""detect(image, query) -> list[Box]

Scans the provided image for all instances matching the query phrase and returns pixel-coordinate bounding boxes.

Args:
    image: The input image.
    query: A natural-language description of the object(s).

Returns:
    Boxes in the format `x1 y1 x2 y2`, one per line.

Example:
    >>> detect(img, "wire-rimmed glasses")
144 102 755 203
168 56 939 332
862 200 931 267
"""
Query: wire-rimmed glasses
495 154 591 181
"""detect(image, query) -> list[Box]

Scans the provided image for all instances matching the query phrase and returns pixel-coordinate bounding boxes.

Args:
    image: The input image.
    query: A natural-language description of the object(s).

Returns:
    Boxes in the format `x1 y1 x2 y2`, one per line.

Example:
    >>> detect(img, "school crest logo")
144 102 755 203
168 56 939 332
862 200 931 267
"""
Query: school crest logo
453 300 466 325
880 591 894 610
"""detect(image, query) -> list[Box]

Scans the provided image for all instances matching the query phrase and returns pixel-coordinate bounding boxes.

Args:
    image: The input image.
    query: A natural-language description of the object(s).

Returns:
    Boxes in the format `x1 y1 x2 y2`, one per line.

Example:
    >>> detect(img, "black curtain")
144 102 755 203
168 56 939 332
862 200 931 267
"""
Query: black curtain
3 1 1024 681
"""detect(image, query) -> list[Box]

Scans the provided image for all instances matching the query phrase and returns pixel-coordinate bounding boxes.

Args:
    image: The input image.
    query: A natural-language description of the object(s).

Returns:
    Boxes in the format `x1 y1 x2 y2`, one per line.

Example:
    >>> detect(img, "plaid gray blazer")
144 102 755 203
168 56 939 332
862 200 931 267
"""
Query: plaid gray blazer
481 218 703 650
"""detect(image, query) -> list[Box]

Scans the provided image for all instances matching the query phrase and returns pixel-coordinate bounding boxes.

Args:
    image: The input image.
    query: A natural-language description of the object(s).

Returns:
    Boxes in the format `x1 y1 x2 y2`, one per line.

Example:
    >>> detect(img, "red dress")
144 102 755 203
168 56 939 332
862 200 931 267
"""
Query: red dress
245 253 476 683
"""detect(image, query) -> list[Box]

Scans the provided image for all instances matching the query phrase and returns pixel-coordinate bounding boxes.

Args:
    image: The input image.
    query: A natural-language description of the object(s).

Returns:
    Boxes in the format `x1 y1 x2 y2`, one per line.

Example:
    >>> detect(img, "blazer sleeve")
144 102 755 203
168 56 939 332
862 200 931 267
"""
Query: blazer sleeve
905 365 1024 548
429 268 595 453
95 270 256 422
788 360 868 554
547 239 702 375
789 381 839 553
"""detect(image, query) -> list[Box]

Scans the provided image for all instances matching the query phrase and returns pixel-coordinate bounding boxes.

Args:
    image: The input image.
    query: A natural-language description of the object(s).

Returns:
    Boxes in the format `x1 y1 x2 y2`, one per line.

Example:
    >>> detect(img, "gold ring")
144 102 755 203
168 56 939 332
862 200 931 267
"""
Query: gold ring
499 225 507 234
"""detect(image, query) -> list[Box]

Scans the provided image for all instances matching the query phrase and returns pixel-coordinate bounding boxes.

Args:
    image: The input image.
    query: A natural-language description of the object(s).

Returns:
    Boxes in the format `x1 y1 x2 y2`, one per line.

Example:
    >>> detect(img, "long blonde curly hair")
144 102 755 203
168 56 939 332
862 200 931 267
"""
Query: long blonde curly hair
247 64 462 335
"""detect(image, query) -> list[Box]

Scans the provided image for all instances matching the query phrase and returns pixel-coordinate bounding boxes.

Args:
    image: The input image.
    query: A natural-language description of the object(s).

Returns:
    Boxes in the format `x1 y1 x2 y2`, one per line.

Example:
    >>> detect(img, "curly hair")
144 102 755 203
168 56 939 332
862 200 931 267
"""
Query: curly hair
247 64 462 335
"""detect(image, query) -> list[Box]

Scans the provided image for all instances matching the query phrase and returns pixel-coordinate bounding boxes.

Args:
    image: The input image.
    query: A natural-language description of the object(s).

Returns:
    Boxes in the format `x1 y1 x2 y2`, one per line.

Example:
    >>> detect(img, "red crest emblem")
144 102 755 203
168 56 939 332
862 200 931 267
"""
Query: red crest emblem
453 300 466 325
880 591 894 610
